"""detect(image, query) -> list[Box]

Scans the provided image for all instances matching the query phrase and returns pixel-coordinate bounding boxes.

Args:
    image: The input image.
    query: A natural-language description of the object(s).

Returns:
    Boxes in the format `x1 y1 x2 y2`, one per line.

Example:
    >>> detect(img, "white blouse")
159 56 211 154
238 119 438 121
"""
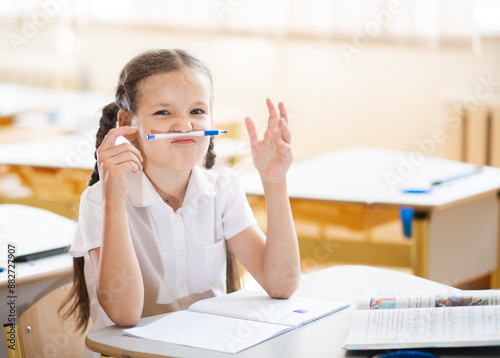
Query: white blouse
70 166 257 357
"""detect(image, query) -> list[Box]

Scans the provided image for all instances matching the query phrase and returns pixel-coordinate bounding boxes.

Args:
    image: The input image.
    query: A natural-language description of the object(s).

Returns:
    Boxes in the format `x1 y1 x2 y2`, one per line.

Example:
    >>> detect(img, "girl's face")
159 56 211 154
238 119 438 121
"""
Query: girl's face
132 70 212 173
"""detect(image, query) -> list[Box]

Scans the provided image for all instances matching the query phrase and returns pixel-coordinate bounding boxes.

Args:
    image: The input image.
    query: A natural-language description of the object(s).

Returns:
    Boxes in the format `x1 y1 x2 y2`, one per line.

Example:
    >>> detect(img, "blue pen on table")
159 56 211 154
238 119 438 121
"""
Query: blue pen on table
430 165 483 186
401 165 483 194
146 130 228 140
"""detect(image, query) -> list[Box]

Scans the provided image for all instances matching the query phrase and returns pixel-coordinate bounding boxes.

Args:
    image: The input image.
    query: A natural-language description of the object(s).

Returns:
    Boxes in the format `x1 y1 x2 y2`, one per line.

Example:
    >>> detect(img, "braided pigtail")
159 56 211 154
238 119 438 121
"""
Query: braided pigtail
203 136 216 169
88 102 120 186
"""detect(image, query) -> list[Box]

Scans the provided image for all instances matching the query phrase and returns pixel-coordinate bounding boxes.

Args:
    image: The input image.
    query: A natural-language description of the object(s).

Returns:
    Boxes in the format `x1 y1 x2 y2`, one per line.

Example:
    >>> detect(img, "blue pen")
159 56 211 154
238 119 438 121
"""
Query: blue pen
430 165 482 186
147 130 228 140
402 166 483 194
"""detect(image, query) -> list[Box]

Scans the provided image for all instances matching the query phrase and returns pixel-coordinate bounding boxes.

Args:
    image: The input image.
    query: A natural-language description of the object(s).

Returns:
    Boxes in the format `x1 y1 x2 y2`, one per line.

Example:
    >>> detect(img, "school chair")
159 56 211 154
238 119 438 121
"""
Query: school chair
16 282 92 358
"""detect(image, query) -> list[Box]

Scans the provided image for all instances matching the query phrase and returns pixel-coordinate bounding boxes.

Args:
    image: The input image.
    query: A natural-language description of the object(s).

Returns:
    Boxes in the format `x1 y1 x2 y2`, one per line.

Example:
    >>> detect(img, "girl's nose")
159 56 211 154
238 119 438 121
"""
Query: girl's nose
171 116 193 132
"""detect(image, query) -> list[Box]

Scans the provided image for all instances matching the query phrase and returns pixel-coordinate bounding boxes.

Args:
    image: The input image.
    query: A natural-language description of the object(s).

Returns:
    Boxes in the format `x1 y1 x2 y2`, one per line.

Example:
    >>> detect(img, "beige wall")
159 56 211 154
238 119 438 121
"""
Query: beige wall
2 24 500 162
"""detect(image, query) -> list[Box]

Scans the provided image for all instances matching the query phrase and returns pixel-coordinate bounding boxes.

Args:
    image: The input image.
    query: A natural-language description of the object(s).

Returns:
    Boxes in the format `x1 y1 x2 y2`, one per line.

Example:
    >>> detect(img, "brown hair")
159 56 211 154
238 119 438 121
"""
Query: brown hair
62 49 240 331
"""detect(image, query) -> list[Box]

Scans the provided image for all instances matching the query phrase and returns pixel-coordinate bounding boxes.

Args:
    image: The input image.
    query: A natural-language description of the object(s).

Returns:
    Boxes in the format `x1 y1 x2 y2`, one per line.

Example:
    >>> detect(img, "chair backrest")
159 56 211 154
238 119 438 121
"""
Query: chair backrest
18 282 91 358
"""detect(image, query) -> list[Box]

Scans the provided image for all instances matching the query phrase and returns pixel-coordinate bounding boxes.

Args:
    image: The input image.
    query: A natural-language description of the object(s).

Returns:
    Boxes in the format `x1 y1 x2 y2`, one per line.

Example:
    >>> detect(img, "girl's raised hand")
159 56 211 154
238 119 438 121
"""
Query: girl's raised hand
245 99 293 185
96 126 143 201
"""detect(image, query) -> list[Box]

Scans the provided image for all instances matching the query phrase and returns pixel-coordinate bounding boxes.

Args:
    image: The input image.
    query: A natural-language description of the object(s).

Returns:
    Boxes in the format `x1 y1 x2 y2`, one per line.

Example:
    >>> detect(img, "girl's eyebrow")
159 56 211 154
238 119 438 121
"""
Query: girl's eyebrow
152 101 208 107
154 102 172 107
192 101 209 107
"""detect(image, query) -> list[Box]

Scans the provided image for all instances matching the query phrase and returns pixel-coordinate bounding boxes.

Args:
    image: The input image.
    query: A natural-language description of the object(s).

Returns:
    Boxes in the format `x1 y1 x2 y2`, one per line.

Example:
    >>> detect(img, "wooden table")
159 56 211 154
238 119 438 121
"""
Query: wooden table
0 204 76 289
238 147 500 288
0 129 96 218
85 265 500 358
0 204 75 358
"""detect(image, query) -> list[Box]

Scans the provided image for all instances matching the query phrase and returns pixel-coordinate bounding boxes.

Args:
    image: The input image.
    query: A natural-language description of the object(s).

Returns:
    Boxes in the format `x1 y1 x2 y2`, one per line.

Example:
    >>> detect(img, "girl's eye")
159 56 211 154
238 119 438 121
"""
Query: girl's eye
154 110 170 115
191 109 204 115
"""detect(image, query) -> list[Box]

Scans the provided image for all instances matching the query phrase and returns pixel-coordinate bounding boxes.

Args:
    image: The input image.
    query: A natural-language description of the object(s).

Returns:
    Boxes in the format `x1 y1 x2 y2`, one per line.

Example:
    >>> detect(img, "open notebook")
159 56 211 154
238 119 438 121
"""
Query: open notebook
125 289 349 353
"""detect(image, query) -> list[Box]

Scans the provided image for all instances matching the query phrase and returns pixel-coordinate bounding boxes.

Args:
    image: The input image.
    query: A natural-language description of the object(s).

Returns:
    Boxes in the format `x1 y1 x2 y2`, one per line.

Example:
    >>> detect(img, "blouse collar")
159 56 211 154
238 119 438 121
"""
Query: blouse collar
126 166 216 208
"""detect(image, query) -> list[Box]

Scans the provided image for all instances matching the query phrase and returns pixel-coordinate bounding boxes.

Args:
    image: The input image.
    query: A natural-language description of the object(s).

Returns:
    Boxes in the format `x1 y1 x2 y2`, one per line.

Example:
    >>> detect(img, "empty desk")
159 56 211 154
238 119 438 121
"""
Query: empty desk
238 147 500 287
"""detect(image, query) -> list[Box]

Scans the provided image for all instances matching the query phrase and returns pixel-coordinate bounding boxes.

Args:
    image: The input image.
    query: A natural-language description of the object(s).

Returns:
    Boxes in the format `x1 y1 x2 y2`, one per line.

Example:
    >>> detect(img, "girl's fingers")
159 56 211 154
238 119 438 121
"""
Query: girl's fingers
100 126 138 151
245 116 258 145
114 142 143 163
101 151 142 173
279 118 291 144
109 161 142 175
266 98 280 132
98 142 143 166
278 102 288 123
246 100 290 145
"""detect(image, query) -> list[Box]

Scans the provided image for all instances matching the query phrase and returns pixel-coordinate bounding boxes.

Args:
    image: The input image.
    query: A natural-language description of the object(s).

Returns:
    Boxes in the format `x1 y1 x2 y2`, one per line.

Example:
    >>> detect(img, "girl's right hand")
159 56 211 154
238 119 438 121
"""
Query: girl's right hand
96 126 143 202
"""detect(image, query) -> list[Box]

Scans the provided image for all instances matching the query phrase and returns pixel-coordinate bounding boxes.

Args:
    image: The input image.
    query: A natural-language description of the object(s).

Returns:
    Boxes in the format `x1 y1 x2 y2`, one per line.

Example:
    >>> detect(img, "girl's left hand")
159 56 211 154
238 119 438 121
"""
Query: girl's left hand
245 99 293 185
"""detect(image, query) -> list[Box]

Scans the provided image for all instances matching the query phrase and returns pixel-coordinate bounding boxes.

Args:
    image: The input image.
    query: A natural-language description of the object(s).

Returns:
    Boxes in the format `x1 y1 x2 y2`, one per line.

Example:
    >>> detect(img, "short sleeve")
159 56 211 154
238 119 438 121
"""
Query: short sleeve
217 168 257 239
70 183 105 257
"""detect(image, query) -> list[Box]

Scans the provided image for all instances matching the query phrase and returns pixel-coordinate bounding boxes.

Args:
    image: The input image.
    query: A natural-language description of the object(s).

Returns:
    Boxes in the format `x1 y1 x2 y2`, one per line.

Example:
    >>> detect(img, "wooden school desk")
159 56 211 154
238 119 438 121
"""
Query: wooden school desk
0 205 75 358
0 130 96 218
238 147 500 288
85 265 500 358
0 205 76 288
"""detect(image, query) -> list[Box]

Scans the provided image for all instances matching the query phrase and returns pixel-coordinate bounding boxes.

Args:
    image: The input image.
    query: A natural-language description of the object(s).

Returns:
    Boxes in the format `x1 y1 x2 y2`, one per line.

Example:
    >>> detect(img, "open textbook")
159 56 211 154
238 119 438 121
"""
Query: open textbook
125 290 348 353
344 288 500 350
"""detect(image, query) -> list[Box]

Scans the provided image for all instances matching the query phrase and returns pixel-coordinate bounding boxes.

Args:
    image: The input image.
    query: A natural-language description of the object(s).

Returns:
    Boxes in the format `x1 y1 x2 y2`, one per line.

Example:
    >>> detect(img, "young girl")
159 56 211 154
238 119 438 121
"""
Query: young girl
65 49 299 357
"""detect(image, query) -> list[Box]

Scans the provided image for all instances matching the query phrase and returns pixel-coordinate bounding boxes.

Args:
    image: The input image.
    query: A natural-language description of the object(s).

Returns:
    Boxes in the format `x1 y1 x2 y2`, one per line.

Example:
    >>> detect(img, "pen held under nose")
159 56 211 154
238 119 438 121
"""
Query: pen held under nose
146 130 228 140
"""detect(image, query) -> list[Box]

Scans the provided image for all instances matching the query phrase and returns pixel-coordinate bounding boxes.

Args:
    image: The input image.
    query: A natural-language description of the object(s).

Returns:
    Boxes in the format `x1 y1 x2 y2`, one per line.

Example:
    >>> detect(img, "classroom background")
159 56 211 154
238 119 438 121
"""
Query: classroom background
1 2 500 356
2 0 500 277
1 0 499 161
